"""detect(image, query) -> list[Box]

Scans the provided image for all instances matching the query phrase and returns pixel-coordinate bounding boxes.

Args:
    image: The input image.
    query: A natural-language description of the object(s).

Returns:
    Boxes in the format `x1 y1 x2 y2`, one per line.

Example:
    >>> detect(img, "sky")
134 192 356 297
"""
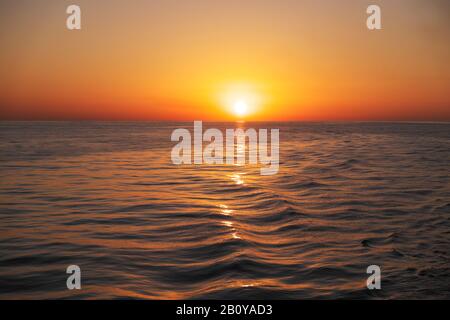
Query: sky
0 0 449 121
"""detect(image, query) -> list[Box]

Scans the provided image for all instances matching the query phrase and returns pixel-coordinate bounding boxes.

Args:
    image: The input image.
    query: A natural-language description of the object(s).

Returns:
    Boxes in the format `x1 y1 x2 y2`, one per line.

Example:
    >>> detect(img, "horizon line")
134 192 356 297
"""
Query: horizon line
1 119 450 124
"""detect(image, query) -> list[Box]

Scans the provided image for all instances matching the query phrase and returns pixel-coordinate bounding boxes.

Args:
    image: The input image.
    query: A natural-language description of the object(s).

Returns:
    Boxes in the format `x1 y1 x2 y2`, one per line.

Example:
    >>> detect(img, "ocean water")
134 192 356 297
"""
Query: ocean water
0 121 449 299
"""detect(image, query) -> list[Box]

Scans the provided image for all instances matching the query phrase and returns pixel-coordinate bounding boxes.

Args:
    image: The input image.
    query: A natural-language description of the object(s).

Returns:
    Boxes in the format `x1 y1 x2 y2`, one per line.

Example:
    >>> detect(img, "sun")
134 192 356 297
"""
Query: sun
217 82 266 119
233 100 248 117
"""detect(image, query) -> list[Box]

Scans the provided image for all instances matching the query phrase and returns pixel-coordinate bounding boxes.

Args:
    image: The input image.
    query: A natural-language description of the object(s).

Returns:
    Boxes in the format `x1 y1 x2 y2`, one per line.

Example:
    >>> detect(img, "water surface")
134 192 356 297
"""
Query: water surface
0 121 449 299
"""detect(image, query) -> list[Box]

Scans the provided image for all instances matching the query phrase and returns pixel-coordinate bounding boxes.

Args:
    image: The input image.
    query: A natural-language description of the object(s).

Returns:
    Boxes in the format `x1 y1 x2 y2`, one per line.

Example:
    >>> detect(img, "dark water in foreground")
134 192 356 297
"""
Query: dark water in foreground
0 121 449 299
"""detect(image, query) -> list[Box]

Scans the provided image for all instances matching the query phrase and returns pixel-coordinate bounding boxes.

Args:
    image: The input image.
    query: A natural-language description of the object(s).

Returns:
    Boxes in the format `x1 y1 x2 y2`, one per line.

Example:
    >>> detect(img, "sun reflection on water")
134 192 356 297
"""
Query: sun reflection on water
219 204 233 216
218 204 241 240
229 173 245 185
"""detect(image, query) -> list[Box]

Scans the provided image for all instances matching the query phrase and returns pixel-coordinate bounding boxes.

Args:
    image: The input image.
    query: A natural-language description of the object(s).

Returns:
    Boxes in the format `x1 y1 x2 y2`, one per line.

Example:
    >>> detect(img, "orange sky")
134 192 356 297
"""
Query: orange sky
0 0 449 121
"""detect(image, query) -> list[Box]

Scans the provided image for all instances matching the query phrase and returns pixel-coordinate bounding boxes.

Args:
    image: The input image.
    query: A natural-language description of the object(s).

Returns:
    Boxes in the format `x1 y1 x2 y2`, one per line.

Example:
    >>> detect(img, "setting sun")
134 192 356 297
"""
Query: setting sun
233 100 248 117
217 82 268 120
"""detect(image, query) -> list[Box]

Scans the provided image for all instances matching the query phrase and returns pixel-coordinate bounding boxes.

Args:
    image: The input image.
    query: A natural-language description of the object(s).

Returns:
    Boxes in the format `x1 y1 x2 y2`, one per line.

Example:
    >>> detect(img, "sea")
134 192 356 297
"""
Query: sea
0 121 449 299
